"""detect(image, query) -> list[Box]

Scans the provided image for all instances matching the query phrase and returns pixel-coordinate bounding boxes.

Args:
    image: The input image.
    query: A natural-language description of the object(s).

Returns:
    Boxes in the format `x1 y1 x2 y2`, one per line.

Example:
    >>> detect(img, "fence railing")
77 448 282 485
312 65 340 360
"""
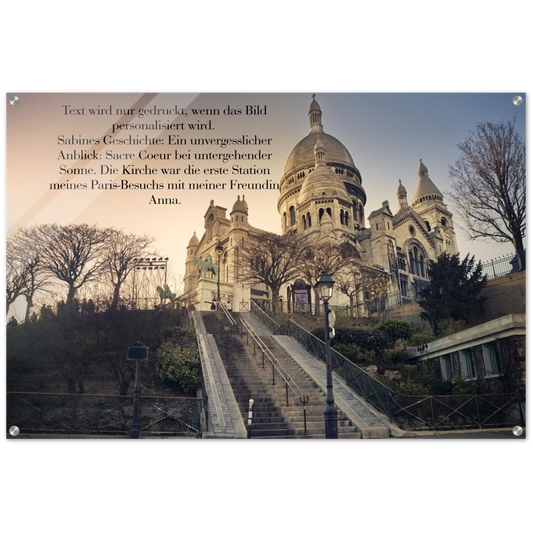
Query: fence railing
250 300 525 431
6 392 204 437
481 251 525 280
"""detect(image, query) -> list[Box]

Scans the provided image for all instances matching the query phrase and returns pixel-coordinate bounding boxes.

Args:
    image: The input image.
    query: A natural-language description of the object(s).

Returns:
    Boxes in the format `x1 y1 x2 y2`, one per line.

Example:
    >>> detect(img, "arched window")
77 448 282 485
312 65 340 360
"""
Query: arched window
289 206 295 226
307 212 311 228
302 215 307 230
319 208 324 222
419 252 425 278
409 250 415 275
413 247 420 276
340 210 345 225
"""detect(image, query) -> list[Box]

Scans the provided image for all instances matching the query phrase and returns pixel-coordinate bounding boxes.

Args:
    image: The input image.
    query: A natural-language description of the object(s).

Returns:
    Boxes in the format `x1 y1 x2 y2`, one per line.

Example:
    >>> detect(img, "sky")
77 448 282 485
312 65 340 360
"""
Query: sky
6 92 526 306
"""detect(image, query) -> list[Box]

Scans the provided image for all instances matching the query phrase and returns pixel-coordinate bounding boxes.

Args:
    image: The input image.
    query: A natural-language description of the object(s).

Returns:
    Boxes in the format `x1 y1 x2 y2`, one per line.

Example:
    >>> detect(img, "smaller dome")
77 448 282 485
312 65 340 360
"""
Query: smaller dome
397 179 407 197
309 94 321 113
188 232 199 247
231 195 248 214
299 138 350 206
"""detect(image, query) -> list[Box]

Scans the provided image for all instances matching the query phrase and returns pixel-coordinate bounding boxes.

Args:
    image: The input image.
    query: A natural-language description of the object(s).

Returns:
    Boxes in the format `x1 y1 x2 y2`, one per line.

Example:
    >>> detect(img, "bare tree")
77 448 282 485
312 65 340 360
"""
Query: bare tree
104 229 154 311
361 267 389 320
7 228 55 321
33 223 112 306
449 118 526 269
6 250 29 316
336 263 364 318
240 230 307 314
298 238 360 316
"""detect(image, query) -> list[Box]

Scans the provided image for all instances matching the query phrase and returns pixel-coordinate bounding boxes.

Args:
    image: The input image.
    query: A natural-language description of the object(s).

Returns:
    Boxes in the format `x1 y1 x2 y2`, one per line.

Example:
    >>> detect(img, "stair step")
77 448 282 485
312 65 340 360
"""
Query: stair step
201 311 360 439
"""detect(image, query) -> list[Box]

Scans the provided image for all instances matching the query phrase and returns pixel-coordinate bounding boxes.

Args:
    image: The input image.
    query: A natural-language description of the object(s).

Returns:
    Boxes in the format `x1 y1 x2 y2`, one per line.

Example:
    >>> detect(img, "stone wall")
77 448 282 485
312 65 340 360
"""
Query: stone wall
385 270 526 332
473 270 526 326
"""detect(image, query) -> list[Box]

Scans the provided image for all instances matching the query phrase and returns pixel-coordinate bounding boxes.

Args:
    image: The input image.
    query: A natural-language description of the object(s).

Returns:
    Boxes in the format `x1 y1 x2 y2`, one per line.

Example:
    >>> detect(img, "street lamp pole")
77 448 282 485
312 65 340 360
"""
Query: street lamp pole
316 273 338 439
131 360 141 438
127 341 149 439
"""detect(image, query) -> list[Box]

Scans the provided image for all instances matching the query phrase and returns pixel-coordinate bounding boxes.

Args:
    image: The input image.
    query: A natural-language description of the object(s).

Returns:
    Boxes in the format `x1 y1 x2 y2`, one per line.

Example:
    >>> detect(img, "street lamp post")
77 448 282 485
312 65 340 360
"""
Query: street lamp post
316 273 338 439
127 341 149 439
215 243 223 310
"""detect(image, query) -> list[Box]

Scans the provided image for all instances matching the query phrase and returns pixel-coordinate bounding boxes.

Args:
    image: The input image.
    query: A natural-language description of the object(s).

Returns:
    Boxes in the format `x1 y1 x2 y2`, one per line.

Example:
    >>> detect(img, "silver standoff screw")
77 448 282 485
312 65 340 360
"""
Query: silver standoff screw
512 425 523 437
9 426 20 436
512 96 523 106
9 95 20 106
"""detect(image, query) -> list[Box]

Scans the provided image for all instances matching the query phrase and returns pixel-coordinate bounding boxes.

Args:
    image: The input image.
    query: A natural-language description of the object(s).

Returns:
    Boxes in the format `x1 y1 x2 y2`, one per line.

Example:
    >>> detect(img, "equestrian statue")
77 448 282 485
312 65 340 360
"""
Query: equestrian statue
156 284 176 305
195 255 218 276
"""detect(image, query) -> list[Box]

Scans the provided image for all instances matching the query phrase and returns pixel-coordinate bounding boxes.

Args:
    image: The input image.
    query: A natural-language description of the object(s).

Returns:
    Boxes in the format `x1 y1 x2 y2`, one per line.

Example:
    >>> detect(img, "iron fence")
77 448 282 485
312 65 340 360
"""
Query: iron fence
395 392 524 430
481 252 525 280
6 392 204 437
250 300 525 431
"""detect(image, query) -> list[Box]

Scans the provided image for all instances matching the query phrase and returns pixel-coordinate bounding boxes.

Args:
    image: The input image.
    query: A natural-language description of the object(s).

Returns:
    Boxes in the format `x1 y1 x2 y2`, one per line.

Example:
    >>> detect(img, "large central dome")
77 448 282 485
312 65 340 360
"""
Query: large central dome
283 132 357 177
281 95 361 182
277 95 367 233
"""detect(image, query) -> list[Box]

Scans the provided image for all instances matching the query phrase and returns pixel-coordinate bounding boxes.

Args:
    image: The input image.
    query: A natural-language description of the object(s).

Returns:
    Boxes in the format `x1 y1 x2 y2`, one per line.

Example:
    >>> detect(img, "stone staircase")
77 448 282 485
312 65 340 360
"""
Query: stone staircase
201 311 360 439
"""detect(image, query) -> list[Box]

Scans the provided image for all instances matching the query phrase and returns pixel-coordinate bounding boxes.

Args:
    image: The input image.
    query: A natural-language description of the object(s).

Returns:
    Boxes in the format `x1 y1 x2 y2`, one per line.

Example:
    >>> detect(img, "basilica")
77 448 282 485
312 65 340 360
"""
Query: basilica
184 95 458 313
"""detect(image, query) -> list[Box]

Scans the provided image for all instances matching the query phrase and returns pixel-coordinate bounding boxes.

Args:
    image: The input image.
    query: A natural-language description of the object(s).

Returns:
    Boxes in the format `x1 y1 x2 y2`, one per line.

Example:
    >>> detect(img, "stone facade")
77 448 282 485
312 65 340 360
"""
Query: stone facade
183 197 268 311
184 95 459 312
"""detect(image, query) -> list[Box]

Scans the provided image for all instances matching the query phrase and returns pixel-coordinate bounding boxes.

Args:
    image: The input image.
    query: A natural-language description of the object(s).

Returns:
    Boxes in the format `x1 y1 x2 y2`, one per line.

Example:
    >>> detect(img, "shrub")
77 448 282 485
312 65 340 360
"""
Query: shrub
332 327 391 353
311 326 391 363
397 380 430 396
452 375 478 395
409 333 437 346
310 327 327 340
169 327 197 345
432 380 454 395
332 343 362 364
382 348 409 366
155 341 201 396
391 366 428 395
376 320 415 346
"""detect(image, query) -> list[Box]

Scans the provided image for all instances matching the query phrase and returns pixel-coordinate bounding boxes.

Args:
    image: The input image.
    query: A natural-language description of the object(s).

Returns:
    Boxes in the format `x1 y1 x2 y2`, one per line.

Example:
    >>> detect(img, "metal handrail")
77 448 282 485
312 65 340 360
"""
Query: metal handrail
250 299 282 333
240 316 308 410
220 302 237 326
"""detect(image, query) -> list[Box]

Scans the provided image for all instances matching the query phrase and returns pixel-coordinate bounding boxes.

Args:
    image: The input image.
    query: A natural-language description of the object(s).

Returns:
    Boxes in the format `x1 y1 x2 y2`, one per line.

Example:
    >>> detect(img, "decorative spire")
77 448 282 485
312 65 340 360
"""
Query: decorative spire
397 179 408 211
412 159 444 207
308 94 324 133
314 135 326 166
418 159 429 178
